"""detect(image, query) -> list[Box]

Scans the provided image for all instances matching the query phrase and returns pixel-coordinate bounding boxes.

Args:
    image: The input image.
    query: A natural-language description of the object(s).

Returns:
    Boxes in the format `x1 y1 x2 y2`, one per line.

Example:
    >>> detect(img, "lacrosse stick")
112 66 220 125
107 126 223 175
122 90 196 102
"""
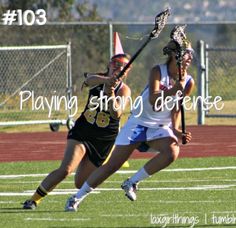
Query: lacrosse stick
116 8 171 79
170 25 188 144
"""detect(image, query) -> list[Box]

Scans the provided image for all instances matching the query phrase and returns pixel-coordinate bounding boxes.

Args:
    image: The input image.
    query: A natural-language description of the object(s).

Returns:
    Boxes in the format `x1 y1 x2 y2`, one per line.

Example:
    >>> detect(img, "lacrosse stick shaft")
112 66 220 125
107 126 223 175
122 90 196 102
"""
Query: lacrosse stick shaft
170 25 188 145
177 62 187 145
116 8 170 80
116 37 151 79
180 105 186 143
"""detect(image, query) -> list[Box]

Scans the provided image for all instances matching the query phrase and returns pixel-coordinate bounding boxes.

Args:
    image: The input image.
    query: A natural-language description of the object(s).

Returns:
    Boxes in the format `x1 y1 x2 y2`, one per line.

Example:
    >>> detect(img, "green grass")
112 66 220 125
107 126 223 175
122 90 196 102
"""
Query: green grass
0 157 236 227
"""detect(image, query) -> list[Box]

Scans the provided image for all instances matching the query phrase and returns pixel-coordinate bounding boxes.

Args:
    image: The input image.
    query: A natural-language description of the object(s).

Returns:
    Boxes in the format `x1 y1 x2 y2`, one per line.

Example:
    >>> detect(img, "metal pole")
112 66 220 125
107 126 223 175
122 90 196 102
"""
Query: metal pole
205 44 209 115
197 40 206 125
67 41 72 117
109 22 113 59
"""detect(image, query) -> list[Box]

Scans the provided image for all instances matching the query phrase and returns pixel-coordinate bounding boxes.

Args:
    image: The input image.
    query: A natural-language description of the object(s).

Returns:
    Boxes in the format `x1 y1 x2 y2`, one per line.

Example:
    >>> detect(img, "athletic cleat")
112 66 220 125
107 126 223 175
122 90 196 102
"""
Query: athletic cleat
121 179 138 201
65 195 81 212
22 200 37 210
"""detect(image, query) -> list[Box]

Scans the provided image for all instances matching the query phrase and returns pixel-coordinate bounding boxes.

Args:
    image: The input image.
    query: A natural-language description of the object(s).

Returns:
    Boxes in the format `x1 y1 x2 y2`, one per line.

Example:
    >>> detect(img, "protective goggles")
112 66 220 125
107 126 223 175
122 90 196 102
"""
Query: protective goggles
111 57 129 69
184 48 194 56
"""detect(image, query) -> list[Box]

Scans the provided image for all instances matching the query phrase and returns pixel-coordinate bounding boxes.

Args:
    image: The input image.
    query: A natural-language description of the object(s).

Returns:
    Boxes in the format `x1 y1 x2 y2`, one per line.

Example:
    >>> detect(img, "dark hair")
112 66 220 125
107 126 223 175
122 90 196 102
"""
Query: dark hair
85 53 131 77
163 40 192 64
111 53 131 61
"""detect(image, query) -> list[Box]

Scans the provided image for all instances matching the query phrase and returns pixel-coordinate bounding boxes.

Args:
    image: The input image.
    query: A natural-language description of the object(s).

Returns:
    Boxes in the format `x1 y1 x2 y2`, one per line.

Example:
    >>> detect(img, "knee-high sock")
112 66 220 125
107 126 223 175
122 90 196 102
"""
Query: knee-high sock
31 185 48 205
129 167 150 184
75 181 93 202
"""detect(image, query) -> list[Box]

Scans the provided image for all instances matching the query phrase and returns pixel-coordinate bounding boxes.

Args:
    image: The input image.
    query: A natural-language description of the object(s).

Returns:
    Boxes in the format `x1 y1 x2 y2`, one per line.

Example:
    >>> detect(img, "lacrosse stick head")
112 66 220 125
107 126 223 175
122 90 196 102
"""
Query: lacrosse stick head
150 8 171 39
170 25 190 64
170 25 187 46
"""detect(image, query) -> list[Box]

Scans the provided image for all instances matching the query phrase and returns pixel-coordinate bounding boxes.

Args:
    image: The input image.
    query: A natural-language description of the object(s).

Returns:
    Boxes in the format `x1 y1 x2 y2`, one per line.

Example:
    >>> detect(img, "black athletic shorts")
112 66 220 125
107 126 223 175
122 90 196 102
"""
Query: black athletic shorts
67 120 118 167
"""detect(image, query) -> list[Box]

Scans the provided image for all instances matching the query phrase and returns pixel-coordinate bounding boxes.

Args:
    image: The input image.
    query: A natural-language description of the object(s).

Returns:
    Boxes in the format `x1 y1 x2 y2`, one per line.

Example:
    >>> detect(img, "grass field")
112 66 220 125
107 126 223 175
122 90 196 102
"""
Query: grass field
1 110 236 134
1 99 236 133
0 157 236 227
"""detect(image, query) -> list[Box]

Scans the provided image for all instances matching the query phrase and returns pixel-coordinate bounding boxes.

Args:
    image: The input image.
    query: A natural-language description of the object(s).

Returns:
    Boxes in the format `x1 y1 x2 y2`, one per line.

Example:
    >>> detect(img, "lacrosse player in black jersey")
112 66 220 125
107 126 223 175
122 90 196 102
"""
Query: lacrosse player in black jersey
23 53 132 210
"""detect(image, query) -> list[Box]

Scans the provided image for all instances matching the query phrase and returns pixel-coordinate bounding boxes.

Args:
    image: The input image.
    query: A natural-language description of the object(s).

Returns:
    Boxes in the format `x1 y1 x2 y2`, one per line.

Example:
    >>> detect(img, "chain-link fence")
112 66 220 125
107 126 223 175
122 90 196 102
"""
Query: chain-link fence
0 44 74 130
197 40 236 124
0 23 236 127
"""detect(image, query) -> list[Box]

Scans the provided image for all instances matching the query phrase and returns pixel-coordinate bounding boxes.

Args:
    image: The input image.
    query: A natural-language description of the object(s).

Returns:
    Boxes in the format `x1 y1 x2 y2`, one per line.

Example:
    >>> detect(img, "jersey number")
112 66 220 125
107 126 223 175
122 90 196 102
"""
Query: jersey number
84 110 110 128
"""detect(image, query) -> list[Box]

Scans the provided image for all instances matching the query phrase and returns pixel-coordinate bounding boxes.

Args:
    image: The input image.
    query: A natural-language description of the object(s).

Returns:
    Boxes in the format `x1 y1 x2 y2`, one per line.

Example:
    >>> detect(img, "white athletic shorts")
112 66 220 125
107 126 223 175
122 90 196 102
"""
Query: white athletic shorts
115 118 178 146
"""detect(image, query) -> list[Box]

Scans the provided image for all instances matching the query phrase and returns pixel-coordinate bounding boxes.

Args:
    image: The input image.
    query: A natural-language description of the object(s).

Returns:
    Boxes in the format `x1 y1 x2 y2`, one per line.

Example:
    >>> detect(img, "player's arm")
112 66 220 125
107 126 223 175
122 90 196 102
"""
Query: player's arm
172 78 194 143
171 107 181 137
148 66 185 107
171 78 195 143
107 83 131 119
184 78 195 96
171 107 192 143
82 73 111 88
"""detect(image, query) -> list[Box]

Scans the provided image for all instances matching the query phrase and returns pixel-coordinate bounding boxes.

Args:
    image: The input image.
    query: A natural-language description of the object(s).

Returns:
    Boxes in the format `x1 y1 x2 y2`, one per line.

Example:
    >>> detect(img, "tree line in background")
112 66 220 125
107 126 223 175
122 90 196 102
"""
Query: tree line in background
0 0 236 99
0 0 102 21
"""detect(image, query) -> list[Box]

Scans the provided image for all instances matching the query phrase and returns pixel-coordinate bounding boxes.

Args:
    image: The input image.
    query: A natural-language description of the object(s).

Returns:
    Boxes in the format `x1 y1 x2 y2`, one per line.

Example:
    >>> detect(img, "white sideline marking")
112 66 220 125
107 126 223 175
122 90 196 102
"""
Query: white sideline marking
1 200 234 204
3 179 236 184
163 166 236 172
25 217 90 221
0 184 236 196
0 174 47 179
101 213 148 217
0 201 15 204
0 166 236 179
100 211 236 217
158 200 236 204
212 211 236 214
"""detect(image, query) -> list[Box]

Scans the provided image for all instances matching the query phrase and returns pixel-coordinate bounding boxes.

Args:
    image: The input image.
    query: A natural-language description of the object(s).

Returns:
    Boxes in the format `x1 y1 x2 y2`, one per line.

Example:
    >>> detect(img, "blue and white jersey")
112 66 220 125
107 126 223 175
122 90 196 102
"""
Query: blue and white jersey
130 64 192 128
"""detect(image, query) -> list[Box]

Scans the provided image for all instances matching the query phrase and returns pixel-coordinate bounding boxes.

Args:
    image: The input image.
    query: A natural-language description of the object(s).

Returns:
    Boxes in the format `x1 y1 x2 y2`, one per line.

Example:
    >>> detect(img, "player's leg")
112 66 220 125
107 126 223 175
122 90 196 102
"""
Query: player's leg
74 154 97 189
89 144 137 187
40 139 87 189
74 137 117 188
64 155 98 212
65 143 137 211
143 137 179 174
23 139 86 209
122 137 179 201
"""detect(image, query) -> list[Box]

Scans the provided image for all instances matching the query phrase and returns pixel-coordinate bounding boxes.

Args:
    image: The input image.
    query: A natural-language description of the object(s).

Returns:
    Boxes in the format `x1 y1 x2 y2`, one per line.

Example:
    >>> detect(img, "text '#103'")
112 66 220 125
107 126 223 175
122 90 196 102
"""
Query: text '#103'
2 9 47 26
